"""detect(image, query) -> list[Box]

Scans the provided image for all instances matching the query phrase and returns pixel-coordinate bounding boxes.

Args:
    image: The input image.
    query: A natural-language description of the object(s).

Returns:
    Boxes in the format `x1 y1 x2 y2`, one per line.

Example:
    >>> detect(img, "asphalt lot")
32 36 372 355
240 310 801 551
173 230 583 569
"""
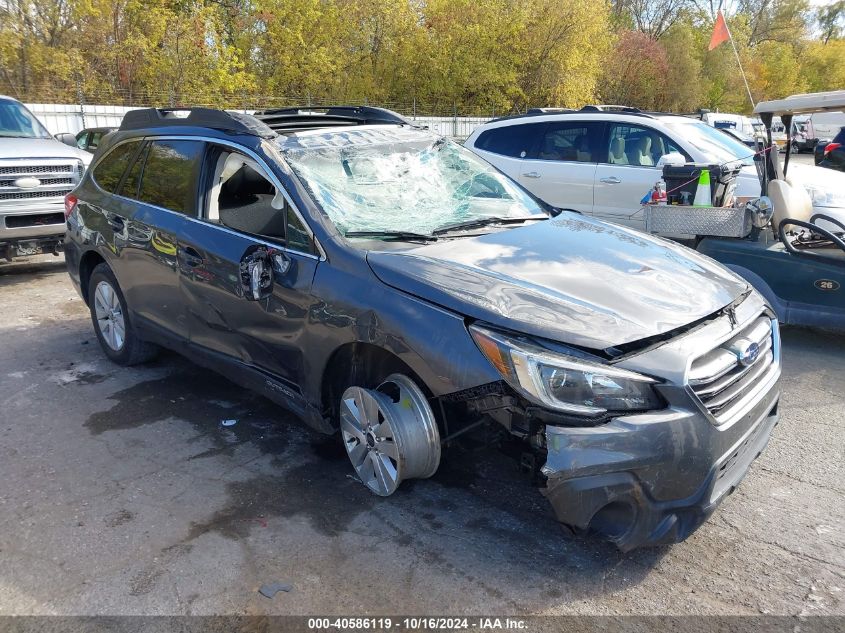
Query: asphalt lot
0 253 842 617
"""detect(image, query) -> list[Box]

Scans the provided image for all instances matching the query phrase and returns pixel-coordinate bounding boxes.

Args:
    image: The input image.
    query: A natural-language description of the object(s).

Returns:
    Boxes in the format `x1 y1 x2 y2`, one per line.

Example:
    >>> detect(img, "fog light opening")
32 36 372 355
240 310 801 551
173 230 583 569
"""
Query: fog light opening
589 501 636 541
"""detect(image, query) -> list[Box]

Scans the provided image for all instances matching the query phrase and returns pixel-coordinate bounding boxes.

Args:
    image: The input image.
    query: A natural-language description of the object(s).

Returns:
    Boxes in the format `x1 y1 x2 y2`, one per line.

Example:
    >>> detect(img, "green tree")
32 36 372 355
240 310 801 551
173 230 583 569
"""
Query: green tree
517 0 611 109
661 21 704 112
817 0 845 43
801 39 845 92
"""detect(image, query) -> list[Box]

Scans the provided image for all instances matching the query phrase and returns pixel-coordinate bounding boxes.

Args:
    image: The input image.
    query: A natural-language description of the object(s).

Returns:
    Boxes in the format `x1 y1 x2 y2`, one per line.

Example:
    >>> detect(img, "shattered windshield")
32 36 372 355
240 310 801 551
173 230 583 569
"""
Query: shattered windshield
281 127 545 236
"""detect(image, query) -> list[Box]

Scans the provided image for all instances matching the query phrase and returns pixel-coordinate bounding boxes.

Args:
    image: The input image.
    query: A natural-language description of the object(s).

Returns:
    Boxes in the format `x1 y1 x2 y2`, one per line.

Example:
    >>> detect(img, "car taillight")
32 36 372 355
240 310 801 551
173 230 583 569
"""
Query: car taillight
824 142 841 156
64 193 78 219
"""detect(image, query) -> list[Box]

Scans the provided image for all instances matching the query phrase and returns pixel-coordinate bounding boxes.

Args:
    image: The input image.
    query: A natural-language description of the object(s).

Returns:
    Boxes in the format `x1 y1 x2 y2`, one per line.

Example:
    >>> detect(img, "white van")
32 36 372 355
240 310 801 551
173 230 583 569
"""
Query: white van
701 112 757 137
811 111 845 139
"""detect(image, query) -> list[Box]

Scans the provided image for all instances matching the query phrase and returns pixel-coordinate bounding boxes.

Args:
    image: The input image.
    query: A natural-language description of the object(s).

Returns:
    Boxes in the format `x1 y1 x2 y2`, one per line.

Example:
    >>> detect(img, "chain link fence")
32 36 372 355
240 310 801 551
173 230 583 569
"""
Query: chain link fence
7 81 513 138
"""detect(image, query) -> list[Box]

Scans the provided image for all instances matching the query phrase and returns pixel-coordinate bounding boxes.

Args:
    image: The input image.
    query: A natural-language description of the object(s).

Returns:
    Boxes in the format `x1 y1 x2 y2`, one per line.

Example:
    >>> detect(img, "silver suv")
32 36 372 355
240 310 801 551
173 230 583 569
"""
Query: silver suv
465 106 845 229
0 96 91 260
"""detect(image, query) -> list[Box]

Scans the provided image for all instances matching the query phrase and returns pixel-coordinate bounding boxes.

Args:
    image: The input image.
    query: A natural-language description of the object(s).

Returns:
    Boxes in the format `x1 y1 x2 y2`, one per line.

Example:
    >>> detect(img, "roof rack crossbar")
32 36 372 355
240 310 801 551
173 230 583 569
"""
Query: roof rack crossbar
254 105 412 128
526 107 578 114
578 105 655 118
119 107 276 138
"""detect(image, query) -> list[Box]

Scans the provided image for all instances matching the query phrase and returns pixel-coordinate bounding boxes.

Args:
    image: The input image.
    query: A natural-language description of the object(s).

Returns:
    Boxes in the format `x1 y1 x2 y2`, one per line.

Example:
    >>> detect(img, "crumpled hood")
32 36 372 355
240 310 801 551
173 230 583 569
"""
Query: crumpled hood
367 213 748 350
0 138 90 163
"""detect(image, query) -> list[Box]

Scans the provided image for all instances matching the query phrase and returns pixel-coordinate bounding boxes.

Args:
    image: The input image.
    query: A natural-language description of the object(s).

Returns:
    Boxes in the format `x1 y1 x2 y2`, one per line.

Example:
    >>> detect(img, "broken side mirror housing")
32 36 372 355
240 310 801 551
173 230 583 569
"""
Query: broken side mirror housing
240 247 274 300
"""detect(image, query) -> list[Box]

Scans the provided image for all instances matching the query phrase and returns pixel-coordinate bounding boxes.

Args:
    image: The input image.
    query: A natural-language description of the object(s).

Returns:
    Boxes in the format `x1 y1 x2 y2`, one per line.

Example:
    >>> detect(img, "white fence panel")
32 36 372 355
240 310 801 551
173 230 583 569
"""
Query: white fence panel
24 104 493 140
24 103 137 135
410 116 491 139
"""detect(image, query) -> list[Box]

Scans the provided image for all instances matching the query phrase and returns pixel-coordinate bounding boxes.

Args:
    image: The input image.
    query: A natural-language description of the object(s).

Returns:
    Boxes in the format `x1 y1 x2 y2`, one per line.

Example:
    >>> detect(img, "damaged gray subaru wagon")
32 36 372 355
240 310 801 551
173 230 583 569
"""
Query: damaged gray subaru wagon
66 107 781 551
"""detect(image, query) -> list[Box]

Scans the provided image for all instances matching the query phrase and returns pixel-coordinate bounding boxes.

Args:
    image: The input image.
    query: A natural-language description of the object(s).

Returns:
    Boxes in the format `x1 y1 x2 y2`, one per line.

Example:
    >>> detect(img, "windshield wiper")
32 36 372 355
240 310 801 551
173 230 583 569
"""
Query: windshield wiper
432 215 546 235
345 230 438 242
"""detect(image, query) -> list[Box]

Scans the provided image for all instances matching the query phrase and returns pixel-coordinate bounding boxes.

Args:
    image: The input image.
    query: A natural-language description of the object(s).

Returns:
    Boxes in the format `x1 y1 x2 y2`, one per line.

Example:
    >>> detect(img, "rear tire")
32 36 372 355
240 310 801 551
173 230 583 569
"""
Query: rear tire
88 263 158 366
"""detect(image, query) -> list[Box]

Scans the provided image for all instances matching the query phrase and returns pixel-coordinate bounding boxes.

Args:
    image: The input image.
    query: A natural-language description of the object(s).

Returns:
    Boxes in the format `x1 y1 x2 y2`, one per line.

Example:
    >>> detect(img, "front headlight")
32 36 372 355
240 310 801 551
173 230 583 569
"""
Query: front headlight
469 324 663 417
804 184 845 209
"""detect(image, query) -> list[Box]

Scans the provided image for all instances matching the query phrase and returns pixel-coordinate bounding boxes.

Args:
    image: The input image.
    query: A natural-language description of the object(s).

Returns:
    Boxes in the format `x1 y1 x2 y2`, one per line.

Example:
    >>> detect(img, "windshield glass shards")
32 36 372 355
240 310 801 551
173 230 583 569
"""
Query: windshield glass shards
281 128 546 237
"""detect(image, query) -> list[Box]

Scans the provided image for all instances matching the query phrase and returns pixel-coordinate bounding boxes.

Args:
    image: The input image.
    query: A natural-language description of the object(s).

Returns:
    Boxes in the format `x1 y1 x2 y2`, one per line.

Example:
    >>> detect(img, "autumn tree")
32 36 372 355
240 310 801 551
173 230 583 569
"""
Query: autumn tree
0 0 838 115
817 0 845 43
599 30 670 110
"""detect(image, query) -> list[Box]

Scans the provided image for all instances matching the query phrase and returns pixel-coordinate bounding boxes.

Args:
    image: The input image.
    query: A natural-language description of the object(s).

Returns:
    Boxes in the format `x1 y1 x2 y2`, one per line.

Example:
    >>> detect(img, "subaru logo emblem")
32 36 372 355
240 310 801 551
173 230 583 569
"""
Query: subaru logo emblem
735 340 760 367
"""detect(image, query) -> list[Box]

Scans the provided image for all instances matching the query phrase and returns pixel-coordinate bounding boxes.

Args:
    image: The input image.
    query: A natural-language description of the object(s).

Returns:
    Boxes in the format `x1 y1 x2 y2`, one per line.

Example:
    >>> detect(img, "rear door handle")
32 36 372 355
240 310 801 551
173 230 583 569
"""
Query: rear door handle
178 245 204 268
107 215 125 231
522 171 541 179
600 176 622 184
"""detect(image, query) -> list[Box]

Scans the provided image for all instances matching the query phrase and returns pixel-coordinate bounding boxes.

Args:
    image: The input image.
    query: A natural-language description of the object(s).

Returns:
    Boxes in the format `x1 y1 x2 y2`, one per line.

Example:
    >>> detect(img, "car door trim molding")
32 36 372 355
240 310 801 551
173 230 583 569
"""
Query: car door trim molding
88 134 325 261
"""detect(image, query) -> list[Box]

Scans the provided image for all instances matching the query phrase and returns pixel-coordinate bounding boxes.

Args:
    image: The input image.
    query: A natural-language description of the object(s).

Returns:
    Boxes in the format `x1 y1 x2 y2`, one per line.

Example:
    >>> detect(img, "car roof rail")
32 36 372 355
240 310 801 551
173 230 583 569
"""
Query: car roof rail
119 108 277 139
254 106 413 132
578 105 655 118
487 107 580 123
526 107 578 114
488 105 658 124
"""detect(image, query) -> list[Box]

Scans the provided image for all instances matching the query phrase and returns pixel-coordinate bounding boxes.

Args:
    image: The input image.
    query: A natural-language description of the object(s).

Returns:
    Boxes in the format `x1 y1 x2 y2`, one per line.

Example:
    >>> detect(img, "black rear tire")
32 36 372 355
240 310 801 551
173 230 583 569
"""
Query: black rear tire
88 262 159 366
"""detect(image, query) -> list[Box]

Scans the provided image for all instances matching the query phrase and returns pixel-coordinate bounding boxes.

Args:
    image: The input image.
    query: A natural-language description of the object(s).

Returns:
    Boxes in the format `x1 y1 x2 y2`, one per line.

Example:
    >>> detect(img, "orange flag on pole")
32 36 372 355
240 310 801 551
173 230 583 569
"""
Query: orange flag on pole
709 10 731 51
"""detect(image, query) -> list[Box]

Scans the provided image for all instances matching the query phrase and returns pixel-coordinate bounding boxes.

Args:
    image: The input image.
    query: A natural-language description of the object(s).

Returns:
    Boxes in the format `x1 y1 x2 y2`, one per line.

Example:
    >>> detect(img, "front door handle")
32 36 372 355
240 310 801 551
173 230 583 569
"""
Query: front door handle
178 245 204 268
522 171 541 179
107 215 125 231
600 176 622 184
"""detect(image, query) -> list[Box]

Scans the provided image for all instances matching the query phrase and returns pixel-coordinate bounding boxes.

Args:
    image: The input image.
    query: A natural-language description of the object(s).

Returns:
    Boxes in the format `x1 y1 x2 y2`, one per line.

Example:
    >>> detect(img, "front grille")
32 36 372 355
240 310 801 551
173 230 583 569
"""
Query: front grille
0 189 72 201
4 212 65 228
0 164 75 176
689 315 776 423
0 177 74 187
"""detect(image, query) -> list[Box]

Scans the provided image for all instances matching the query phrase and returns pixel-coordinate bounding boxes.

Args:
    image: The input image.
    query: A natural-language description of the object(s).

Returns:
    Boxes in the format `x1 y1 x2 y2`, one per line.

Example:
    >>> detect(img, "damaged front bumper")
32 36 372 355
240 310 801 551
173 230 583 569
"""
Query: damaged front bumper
542 382 779 551
540 293 781 551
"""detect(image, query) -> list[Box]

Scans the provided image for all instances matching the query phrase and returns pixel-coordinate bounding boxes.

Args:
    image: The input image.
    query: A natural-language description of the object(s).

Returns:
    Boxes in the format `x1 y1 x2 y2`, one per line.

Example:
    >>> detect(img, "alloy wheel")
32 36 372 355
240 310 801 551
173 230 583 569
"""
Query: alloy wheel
340 374 441 496
93 280 126 351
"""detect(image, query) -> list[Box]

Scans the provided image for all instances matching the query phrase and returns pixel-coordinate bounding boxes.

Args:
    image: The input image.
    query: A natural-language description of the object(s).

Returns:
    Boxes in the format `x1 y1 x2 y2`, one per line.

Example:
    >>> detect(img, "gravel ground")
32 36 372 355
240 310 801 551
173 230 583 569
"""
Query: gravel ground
0 254 842 616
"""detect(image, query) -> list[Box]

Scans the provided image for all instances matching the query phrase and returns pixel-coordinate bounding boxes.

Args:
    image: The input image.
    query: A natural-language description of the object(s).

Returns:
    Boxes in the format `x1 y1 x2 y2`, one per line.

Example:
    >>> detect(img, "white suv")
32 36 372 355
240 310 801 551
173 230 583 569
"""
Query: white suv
465 106 845 230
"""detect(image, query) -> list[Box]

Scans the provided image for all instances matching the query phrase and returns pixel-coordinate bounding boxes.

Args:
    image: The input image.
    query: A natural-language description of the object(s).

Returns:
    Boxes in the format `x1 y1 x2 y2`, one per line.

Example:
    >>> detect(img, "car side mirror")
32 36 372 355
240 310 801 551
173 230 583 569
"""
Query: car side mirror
240 247 274 300
55 133 77 147
656 152 685 168
746 196 774 228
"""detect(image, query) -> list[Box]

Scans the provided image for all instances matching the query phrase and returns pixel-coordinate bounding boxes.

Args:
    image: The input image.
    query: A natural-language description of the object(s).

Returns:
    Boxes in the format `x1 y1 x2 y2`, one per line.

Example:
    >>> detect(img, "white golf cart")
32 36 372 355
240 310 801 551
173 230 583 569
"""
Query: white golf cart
642 91 845 331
